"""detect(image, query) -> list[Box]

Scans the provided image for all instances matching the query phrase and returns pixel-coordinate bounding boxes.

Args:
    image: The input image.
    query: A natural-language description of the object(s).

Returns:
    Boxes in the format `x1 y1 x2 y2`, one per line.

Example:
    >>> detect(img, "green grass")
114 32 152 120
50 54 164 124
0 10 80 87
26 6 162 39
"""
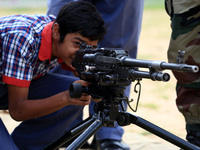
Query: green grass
0 7 46 17
140 103 159 110
144 0 165 9
140 131 152 136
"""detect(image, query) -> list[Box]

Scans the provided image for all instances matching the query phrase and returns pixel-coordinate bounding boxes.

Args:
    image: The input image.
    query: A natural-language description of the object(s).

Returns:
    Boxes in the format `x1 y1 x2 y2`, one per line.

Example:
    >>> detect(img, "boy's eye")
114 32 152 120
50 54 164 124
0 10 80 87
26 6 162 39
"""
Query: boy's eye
74 42 87 49
74 42 82 48
74 42 81 46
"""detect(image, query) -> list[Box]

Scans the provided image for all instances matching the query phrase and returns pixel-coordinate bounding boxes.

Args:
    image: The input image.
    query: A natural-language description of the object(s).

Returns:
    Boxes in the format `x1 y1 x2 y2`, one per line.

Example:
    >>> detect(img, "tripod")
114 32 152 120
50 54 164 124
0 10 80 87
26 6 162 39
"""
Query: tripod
44 85 200 150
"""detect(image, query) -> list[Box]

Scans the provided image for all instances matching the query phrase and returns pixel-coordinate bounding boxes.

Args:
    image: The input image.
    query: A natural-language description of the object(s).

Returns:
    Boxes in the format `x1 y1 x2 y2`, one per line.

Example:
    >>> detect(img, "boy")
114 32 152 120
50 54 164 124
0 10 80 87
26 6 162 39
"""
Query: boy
0 1 105 149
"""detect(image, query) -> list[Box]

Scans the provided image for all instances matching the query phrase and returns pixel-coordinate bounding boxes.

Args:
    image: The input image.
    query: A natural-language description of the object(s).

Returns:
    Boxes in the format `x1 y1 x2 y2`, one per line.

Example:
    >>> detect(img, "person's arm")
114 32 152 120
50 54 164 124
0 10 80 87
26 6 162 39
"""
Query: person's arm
7 80 92 121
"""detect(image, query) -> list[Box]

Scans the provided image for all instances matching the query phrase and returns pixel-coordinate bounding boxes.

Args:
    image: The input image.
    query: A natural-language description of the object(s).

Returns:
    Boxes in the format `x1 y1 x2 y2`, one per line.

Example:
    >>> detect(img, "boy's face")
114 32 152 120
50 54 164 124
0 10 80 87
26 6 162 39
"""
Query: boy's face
56 32 98 69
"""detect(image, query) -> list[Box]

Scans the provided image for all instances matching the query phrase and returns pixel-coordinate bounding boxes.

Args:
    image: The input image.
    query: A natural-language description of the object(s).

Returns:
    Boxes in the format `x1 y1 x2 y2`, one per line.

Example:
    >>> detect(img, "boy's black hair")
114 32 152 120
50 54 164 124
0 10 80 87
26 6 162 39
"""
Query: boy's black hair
55 1 106 43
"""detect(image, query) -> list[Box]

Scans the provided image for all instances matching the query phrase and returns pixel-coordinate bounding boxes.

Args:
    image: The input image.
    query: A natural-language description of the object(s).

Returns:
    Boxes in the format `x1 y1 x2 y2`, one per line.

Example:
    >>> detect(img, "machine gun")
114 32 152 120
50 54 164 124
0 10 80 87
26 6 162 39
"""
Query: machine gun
69 47 198 96
44 48 200 150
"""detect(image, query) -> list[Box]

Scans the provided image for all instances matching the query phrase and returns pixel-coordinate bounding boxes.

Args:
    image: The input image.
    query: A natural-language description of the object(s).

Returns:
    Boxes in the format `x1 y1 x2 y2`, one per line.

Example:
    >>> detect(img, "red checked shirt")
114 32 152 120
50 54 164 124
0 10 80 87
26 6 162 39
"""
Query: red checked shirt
0 14 70 87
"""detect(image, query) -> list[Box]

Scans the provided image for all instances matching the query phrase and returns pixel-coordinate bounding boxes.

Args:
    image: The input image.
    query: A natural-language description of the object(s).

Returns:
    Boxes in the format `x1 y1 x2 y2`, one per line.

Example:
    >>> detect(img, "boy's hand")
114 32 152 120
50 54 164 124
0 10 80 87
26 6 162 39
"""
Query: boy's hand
66 80 101 106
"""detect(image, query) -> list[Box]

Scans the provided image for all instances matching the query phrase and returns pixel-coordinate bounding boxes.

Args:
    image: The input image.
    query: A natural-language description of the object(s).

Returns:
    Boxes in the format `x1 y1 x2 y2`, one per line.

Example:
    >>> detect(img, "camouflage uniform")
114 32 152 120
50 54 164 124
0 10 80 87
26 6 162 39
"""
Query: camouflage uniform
165 0 200 146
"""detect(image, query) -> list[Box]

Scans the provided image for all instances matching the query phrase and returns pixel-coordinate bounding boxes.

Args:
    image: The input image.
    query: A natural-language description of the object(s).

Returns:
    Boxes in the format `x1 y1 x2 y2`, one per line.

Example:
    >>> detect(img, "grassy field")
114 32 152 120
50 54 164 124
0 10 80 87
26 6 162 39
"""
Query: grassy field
0 0 166 15
0 8 46 17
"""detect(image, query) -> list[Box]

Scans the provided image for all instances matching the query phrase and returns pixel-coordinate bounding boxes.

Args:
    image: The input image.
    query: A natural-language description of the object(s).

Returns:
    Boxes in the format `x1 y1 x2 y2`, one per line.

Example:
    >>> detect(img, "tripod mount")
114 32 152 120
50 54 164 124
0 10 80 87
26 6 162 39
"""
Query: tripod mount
44 48 200 150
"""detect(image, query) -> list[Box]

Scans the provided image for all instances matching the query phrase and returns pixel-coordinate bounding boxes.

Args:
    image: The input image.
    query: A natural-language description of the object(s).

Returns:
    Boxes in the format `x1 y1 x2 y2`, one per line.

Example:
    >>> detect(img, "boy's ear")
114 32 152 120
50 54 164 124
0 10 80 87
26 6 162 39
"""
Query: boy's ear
52 23 60 40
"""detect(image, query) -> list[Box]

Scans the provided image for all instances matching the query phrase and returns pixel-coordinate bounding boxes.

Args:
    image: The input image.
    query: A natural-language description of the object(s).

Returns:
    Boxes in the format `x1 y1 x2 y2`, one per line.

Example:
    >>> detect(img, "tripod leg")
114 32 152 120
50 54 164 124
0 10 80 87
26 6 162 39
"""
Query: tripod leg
43 116 96 150
66 112 103 150
120 112 200 150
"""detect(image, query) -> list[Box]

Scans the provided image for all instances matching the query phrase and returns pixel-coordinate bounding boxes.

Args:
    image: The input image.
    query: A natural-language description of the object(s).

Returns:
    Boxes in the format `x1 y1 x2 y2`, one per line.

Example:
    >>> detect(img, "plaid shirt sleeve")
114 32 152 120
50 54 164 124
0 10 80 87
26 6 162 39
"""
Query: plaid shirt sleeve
2 31 36 87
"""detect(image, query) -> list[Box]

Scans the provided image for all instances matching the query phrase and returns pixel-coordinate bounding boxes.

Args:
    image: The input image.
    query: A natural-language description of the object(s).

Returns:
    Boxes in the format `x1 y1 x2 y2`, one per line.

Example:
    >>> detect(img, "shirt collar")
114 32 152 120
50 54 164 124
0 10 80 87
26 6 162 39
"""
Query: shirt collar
39 22 53 61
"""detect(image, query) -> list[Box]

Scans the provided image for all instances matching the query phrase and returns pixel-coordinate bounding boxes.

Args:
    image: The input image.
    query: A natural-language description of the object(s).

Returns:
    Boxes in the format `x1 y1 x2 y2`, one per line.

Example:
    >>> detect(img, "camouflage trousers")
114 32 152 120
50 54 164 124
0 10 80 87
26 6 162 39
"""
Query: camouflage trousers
165 0 200 132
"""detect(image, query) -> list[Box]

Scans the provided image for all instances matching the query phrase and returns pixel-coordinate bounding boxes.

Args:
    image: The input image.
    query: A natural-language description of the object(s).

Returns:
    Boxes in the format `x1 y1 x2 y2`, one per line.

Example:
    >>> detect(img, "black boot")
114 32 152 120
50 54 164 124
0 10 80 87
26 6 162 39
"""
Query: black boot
180 130 200 150
186 130 200 147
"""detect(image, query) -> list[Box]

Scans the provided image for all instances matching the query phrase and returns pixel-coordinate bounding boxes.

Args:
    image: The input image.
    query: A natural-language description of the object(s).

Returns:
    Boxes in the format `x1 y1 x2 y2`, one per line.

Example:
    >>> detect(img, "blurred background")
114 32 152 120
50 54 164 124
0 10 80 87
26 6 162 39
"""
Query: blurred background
0 0 186 149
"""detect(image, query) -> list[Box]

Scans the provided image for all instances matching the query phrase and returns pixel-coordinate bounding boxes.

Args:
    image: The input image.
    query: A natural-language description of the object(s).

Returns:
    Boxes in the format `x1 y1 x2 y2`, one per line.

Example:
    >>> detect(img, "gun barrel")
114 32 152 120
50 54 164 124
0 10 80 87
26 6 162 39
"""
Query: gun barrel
121 57 199 73
129 70 170 82
160 63 199 73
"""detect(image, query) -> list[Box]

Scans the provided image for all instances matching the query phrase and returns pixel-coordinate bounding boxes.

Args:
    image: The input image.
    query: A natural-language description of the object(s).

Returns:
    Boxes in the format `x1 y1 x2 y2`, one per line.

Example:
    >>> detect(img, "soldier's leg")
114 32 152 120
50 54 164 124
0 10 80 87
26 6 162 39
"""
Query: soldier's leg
176 82 200 147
